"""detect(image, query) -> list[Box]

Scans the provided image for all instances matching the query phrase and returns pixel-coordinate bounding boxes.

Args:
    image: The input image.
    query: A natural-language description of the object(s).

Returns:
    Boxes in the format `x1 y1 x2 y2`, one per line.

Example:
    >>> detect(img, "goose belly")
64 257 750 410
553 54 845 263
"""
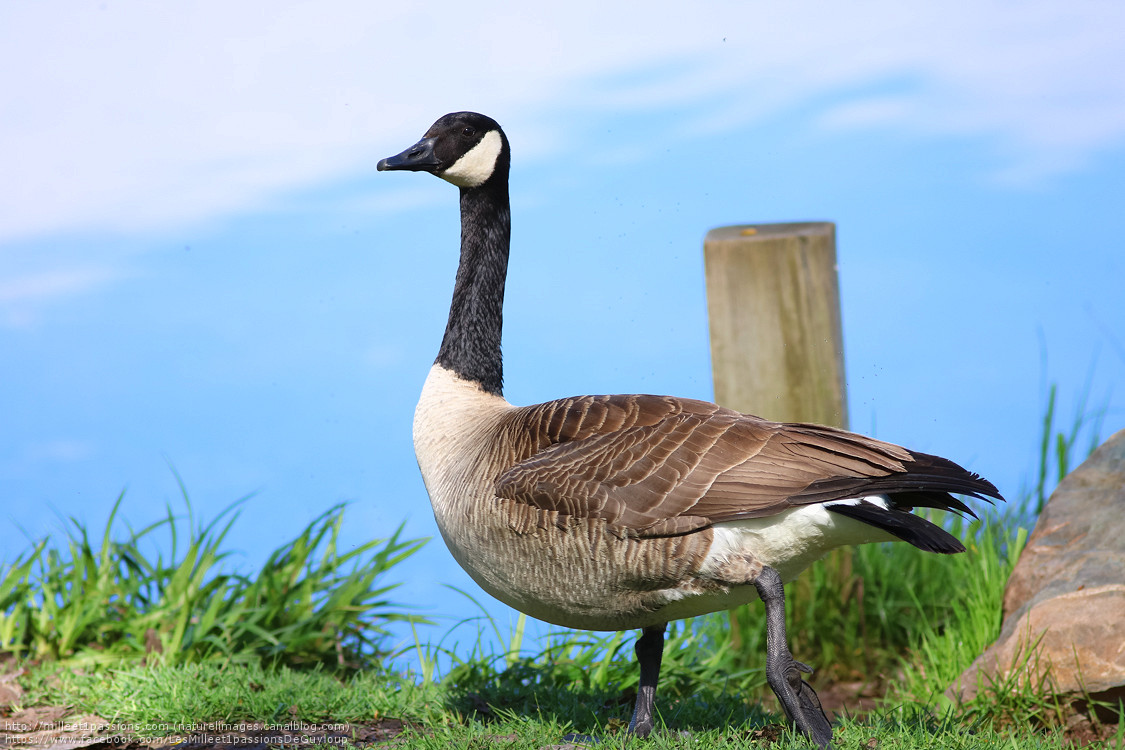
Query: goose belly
430 496 736 631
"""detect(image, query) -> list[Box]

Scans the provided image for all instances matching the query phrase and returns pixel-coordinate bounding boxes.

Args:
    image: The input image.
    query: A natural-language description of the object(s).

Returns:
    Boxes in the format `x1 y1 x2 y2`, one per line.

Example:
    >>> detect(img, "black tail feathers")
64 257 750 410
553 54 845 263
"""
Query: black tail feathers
826 499 966 554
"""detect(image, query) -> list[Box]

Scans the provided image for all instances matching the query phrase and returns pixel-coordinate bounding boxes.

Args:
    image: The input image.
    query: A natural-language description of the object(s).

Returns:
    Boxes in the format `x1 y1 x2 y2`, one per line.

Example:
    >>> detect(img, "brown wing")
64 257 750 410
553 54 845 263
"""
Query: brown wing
495 394 999 538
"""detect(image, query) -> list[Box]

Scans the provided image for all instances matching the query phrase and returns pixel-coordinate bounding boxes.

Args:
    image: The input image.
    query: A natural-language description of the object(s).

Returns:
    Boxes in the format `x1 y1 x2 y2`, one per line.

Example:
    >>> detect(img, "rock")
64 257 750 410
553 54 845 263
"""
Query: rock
950 428 1125 707
1002 429 1125 621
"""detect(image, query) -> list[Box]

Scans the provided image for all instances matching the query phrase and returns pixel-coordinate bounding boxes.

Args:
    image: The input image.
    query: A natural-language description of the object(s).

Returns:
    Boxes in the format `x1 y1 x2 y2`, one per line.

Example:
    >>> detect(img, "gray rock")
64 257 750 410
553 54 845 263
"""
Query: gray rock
950 428 1125 705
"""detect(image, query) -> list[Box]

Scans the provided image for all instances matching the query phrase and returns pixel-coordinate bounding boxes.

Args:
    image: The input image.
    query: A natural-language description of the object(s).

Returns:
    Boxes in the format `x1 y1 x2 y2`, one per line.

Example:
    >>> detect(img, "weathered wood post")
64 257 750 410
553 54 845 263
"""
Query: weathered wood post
703 222 848 428
705 222 852 654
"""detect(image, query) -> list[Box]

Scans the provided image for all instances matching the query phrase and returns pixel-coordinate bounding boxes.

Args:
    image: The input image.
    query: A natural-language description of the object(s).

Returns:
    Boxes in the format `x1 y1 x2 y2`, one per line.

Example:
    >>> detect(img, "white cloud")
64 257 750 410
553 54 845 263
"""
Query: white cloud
1 0 1123 243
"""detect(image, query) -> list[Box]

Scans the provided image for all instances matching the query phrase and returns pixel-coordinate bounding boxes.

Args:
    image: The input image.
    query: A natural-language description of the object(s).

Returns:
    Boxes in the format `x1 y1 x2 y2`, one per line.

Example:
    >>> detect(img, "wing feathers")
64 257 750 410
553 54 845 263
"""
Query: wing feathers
495 394 1002 538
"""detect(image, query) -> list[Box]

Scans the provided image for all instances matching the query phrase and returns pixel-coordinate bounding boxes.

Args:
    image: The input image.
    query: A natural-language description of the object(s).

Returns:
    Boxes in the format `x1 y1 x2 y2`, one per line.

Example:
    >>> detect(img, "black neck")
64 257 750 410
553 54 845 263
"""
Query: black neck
435 180 510 396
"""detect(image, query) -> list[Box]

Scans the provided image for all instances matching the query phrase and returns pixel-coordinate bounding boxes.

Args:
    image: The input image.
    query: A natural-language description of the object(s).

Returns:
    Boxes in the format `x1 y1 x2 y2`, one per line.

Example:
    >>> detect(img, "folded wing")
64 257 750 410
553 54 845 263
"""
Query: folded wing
496 394 1000 539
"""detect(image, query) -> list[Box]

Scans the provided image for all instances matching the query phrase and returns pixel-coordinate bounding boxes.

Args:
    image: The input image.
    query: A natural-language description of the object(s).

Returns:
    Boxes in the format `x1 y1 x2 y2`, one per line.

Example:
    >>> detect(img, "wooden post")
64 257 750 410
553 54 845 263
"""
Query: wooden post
703 222 848 429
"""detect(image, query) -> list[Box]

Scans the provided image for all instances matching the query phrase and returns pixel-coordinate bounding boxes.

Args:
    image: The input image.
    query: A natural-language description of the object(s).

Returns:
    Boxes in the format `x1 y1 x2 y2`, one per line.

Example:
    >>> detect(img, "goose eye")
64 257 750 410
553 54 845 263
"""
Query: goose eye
462 126 476 137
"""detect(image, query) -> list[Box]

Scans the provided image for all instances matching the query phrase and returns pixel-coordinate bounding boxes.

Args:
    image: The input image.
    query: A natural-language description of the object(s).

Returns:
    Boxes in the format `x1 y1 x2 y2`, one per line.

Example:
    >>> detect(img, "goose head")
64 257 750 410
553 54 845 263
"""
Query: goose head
377 111 510 189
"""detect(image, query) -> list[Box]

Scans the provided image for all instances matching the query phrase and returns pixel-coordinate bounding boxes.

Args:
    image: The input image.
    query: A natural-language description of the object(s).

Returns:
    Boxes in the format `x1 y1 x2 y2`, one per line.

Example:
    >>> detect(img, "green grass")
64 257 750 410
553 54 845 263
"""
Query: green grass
889 524 1027 708
12 659 1117 749
0 485 426 670
17 660 441 727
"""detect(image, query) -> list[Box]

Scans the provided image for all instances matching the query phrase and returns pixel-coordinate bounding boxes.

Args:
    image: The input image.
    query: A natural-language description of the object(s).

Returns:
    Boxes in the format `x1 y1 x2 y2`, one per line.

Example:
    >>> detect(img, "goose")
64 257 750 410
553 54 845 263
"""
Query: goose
377 111 1002 749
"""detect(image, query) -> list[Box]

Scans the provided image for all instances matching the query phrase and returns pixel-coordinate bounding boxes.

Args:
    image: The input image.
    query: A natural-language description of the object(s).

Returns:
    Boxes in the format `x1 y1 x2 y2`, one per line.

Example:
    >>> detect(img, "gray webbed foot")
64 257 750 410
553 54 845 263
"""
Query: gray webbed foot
769 650 832 748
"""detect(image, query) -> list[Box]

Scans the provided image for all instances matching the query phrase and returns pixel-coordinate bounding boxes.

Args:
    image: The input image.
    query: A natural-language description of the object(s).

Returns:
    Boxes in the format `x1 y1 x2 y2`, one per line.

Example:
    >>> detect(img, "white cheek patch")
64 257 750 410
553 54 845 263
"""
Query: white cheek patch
441 130 503 188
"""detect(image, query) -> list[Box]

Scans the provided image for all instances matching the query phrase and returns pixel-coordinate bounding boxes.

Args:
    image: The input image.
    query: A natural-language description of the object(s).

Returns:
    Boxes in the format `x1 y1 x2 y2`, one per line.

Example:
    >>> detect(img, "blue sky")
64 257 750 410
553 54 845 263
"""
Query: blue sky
2 1 1124 660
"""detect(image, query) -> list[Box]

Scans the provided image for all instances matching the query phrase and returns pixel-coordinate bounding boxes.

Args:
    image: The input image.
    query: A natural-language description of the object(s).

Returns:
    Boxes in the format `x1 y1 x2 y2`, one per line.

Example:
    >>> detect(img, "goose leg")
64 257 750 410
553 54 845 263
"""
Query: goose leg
627 624 666 737
752 566 833 749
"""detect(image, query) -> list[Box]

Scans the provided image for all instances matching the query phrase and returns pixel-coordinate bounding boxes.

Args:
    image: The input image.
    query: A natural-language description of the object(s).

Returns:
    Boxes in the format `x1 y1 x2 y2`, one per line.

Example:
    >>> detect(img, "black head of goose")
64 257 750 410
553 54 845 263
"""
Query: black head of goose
378 111 1003 749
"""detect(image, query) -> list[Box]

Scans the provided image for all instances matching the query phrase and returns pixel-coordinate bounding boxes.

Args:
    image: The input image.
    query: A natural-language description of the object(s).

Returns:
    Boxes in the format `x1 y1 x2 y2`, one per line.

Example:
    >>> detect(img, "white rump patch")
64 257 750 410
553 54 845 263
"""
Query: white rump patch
706 500 896 583
440 130 503 188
